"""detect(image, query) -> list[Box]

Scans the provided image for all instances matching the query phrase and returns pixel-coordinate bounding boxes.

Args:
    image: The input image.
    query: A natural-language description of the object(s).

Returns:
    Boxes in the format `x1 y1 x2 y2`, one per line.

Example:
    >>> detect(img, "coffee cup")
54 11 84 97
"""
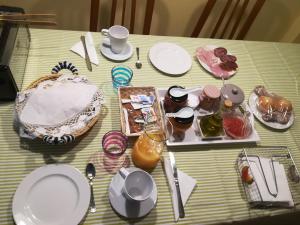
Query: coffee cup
101 25 129 54
119 167 154 202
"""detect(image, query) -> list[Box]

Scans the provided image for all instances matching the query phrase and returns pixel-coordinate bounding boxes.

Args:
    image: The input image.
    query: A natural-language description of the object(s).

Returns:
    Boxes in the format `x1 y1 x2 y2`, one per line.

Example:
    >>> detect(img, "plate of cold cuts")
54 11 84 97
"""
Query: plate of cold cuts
196 45 238 79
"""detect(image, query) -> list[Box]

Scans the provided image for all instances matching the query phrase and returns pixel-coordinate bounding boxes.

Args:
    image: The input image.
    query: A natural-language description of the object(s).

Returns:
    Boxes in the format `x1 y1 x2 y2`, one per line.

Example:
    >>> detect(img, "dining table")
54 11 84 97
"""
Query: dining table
1 28 300 225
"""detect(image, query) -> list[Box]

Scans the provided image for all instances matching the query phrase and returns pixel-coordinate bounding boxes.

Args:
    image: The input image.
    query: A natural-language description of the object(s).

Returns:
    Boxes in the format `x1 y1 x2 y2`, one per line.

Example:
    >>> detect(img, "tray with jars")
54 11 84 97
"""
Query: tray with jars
158 85 260 146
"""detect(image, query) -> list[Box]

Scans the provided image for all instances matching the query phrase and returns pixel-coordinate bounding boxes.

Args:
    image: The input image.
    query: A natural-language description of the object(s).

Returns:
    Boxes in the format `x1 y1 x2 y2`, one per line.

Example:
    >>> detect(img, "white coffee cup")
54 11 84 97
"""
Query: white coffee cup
101 25 129 54
119 167 154 202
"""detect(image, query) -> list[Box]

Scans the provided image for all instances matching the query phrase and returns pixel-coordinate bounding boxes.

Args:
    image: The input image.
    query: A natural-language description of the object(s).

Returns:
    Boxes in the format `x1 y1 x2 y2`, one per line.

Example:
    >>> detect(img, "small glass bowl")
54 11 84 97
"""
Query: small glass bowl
102 130 128 157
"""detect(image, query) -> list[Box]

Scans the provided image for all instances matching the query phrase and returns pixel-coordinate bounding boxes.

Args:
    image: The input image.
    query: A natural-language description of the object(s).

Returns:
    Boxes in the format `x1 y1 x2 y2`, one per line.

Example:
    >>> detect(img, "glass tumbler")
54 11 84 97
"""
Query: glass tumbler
102 130 128 157
111 65 133 90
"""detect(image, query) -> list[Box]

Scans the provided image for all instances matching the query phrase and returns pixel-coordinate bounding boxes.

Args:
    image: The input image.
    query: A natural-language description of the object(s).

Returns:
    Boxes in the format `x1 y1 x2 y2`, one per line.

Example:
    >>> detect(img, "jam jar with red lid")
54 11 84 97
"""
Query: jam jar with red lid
164 85 188 113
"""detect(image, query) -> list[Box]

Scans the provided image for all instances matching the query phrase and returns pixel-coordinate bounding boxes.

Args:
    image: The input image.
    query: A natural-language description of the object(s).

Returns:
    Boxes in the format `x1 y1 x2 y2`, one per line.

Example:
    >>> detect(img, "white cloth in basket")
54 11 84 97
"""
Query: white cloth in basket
245 157 294 207
20 80 98 126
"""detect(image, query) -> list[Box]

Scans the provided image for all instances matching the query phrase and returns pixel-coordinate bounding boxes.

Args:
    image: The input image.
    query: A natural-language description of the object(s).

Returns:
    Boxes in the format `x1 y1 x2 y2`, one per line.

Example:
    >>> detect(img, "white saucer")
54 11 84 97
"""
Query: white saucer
100 40 133 61
108 167 157 218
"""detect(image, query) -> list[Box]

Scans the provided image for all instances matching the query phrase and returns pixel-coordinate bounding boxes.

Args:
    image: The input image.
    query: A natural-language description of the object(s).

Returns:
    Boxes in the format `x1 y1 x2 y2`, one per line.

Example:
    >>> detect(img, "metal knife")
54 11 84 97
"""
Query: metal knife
169 151 185 218
80 35 92 71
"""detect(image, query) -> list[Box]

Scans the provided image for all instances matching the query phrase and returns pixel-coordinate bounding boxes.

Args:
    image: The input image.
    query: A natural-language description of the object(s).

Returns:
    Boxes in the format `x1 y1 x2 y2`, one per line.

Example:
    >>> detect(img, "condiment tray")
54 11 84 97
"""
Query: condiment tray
157 87 260 146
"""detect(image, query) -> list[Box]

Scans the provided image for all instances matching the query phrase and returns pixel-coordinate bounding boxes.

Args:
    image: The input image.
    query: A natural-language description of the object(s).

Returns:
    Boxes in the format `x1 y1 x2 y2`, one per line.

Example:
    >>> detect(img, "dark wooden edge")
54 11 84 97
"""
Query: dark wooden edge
228 0 249 39
110 0 117 27
130 0 136 33
143 0 155 35
90 0 100 31
211 0 233 38
191 0 217 37
237 0 266 40
220 0 240 39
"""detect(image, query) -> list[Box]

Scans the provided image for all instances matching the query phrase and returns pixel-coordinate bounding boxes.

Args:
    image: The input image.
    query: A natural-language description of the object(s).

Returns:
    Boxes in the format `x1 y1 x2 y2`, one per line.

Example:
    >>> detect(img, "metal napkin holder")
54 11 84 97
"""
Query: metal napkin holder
236 146 300 208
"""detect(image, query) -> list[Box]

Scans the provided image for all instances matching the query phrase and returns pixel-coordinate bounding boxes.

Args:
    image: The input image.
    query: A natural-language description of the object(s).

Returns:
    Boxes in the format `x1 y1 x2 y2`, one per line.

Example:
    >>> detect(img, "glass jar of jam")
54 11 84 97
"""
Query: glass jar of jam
199 85 220 111
164 85 188 113
169 114 194 141
200 113 223 137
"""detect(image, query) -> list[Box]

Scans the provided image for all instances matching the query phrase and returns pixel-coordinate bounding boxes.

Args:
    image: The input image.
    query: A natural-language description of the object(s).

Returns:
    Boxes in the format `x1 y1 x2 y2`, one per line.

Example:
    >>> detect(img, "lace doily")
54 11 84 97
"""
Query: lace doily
15 74 104 144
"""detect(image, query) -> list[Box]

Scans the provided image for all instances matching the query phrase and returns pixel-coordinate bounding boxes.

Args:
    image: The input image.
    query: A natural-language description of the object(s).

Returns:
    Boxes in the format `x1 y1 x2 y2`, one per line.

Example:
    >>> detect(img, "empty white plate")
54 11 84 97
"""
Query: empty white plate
12 164 90 225
149 42 192 75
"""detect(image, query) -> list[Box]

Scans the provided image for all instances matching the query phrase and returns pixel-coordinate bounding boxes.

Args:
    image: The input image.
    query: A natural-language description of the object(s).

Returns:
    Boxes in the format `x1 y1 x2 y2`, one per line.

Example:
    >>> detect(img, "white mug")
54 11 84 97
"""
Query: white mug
101 25 129 54
119 167 154 202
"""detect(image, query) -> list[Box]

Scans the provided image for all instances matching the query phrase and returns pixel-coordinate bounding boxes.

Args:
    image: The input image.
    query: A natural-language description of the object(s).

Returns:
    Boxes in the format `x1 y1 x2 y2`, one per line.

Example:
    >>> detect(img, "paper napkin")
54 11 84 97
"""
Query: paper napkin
71 32 99 65
163 157 197 221
245 157 294 207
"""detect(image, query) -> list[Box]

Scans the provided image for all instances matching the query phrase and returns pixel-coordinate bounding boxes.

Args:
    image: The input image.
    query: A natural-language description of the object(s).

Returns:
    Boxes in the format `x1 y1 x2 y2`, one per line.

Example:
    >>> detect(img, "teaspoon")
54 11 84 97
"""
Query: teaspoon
135 47 142 69
86 163 96 213
165 107 194 118
169 87 202 97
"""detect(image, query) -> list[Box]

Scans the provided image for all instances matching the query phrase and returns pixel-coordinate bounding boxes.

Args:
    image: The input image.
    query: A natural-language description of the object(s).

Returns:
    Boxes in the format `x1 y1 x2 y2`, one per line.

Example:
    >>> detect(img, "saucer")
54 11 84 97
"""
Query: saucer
100 41 133 61
108 167 157 218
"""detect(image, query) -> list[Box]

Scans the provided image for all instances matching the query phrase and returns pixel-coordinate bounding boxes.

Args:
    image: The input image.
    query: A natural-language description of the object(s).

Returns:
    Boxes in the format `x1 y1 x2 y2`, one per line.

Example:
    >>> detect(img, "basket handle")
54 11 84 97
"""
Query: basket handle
51 61 79 75
43 134 75 144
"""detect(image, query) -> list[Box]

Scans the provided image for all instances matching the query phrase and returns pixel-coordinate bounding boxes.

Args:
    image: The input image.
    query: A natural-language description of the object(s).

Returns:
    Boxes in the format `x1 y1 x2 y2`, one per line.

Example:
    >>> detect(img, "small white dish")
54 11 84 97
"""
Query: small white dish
108 167 157 218
248 92 294 130
196 45 237 79
12 164 90 225
149 42 192 75
100 40 133 61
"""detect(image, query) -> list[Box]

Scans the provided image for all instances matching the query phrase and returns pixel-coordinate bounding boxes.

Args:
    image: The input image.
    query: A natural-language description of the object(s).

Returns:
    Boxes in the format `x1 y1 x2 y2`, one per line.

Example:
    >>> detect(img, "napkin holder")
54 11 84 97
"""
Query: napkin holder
236 146 300 208
0 6 30 101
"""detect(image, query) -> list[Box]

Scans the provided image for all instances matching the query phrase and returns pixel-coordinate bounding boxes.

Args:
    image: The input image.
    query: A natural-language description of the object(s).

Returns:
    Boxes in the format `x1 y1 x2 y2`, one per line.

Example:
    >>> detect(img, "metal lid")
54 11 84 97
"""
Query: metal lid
203 85 220 99
221 84 244 105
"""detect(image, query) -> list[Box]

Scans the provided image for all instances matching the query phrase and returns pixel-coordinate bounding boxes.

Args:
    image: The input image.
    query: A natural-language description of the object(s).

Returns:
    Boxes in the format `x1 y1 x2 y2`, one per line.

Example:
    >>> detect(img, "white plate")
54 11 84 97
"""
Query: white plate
12 164 90 225
100 40 133 61
149 42 192 75
196 45 237 79
109 167 157 218
158 87 260 146
248 92 294 129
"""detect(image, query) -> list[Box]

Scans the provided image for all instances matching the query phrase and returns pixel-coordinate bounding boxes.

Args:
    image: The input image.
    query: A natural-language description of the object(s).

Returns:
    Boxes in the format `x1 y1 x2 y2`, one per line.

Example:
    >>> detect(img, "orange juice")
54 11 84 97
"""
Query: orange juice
132 132 165 170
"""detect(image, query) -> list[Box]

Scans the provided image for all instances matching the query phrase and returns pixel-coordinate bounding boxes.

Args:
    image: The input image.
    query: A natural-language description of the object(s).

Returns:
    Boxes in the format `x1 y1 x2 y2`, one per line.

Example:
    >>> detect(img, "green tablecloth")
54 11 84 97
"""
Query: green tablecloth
1 28 300 225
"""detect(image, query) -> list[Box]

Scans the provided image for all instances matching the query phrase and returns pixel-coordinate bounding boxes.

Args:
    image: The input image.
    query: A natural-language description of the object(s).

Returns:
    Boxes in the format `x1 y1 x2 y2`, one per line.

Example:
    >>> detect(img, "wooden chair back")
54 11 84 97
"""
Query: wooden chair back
191 0 266 39
90 0 155 35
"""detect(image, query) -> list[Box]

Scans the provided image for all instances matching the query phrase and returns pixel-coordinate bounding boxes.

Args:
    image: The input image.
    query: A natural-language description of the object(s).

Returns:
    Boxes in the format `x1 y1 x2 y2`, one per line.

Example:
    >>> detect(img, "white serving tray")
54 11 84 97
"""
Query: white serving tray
158 87 260 146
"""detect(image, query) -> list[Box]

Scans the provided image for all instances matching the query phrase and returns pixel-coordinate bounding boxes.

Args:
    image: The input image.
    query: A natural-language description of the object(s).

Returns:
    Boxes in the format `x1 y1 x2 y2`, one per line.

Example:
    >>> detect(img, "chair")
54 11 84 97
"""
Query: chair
191 0 266 40
89 0 155 34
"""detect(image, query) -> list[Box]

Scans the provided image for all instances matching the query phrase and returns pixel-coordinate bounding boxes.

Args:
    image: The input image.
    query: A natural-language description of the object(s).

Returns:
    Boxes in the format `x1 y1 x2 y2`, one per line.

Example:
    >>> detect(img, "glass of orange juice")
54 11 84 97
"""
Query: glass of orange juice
132 115 167 171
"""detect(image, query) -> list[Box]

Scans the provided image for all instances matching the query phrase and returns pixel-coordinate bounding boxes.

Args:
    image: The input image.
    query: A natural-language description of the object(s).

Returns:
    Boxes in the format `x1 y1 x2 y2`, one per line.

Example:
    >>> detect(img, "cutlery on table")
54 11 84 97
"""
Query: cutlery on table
135 47 142 69
86 163 96 213
80 35 92 72
169 152 185 218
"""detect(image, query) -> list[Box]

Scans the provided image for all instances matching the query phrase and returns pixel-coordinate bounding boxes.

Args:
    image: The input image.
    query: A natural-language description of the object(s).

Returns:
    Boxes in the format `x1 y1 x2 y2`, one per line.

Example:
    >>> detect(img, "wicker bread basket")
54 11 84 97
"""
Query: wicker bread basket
15 74 103 144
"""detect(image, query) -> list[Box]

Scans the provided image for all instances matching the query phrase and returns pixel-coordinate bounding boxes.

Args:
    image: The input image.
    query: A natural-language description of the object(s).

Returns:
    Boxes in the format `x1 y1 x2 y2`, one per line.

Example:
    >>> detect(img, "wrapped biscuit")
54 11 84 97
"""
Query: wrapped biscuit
254 86 293 124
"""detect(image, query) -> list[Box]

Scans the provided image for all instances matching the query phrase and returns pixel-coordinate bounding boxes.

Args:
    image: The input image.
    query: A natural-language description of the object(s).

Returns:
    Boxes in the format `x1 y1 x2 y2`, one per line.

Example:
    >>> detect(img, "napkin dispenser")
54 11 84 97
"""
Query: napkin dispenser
0 6 30 101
